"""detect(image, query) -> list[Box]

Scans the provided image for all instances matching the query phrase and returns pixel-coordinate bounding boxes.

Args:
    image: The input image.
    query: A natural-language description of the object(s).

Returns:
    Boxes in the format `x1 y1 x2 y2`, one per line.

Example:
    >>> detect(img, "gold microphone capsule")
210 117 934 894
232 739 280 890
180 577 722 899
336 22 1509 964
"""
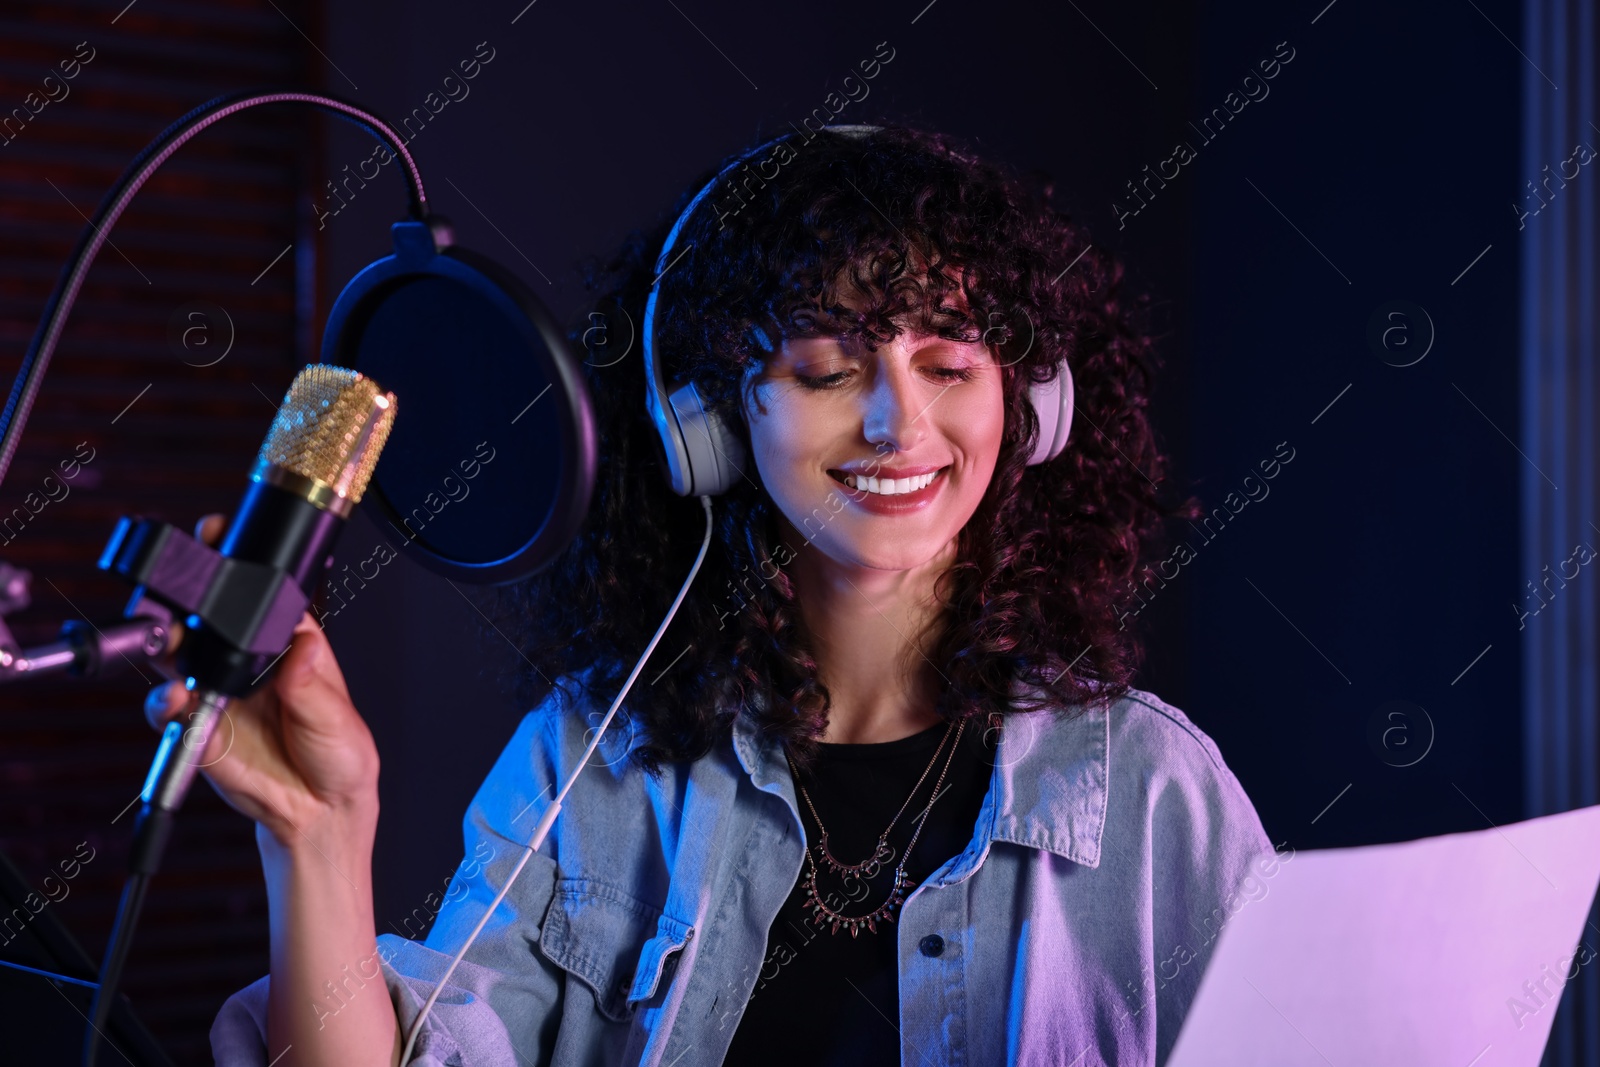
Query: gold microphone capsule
249 365 397 517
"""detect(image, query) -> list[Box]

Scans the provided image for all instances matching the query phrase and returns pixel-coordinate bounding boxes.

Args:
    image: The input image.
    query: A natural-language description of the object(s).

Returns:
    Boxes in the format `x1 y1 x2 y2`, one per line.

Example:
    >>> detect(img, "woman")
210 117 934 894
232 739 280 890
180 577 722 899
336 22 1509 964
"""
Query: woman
166 123 1273 1066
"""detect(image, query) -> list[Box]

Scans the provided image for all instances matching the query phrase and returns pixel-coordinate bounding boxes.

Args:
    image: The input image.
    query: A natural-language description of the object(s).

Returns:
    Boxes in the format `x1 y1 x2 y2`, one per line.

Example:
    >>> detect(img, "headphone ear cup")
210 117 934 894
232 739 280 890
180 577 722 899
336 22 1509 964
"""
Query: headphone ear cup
667 380 746 496
1025 359 1075 466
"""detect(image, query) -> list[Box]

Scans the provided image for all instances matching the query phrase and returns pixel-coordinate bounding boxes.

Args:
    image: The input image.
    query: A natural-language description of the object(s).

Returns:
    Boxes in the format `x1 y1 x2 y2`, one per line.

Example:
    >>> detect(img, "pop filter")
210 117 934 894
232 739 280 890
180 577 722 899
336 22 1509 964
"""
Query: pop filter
322 219 596 585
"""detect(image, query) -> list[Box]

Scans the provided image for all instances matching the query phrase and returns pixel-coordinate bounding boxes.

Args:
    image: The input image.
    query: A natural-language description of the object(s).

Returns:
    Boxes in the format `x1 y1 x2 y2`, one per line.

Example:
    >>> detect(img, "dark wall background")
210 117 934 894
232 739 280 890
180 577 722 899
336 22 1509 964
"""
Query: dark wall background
1182 2 1525 856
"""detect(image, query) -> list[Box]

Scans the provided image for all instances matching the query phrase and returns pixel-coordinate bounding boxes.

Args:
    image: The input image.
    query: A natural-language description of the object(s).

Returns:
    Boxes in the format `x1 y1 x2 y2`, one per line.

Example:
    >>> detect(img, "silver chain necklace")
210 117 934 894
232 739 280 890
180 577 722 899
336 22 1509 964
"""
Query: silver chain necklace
785 718 966 937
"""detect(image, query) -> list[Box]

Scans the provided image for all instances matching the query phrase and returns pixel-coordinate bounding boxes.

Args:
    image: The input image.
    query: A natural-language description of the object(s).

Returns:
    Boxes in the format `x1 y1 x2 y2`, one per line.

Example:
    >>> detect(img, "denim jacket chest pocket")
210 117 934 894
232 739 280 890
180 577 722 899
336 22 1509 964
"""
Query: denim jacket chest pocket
536 876 695 1022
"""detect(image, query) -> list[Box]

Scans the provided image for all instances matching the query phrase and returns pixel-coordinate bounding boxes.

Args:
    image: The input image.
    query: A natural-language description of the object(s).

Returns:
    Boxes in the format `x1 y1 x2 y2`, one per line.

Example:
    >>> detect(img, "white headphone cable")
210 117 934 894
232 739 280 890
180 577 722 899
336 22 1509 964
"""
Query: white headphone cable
399 494 716 1064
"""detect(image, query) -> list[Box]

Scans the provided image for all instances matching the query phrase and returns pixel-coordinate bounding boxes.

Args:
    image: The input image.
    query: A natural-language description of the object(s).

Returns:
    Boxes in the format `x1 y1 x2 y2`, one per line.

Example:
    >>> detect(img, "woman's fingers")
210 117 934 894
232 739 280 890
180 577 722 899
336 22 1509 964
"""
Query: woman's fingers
144 679 189 732
284 611 352 703
141 678 236 771
193 512 227 544
147 614 338 740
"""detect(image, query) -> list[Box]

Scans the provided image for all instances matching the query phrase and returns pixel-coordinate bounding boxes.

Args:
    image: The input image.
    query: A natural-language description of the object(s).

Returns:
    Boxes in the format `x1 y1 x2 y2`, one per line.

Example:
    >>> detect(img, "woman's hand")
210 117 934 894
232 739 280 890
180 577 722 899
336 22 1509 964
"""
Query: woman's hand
143 514 380 848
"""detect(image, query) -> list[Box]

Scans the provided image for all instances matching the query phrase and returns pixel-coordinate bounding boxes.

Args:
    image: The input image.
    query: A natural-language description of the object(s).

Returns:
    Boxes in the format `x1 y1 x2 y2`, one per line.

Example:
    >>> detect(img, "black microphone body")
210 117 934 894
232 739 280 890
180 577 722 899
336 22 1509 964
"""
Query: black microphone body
179 480 345 696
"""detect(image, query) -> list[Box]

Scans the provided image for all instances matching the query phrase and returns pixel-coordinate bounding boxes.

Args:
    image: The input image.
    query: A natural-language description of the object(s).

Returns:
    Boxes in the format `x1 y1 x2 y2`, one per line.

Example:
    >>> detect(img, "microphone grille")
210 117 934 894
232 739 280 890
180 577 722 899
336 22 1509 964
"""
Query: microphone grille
256 365 397 512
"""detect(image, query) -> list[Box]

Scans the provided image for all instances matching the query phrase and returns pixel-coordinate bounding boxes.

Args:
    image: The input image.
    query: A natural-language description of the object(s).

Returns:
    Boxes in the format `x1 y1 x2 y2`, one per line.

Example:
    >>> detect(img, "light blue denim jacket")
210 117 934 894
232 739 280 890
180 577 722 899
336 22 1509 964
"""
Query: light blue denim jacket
211 673 1274 1066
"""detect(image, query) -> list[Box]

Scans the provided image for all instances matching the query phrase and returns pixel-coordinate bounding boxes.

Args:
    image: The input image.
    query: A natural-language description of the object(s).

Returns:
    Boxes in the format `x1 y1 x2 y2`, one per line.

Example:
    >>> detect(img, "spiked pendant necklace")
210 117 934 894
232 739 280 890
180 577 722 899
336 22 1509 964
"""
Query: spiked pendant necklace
786 718 966 938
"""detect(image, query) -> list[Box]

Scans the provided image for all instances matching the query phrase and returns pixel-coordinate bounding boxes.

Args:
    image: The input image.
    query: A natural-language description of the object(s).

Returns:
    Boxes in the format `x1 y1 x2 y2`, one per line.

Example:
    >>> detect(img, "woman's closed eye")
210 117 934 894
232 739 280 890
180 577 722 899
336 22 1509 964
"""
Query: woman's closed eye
794 365 978 391
794 369 851 390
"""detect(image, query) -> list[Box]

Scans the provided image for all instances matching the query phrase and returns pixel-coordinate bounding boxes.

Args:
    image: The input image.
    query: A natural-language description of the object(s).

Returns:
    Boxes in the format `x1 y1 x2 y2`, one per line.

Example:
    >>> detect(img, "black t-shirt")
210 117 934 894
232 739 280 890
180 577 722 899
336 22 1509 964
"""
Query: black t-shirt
722 716 994 1065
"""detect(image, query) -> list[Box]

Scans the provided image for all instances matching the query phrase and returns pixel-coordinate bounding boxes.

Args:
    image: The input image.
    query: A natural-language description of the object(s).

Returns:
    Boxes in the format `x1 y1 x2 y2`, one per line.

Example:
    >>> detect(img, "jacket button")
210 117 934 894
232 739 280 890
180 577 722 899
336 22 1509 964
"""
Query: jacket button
919 934 945 958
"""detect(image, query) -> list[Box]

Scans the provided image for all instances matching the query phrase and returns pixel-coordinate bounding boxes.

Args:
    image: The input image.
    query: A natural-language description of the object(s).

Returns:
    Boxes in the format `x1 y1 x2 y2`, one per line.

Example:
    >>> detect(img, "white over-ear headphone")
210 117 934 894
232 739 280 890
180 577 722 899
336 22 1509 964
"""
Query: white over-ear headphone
642 124 1075 497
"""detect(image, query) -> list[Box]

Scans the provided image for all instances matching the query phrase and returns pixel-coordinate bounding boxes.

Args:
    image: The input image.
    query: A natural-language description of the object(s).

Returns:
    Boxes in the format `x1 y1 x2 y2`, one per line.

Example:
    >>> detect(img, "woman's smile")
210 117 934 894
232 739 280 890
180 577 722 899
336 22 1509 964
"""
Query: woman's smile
826 464 951 513
827 464 948 494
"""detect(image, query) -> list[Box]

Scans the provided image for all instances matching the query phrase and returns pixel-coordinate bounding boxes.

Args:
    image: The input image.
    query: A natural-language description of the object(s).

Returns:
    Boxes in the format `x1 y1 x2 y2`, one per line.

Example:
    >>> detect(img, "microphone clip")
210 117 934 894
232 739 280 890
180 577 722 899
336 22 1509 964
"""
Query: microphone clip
97 515 310 667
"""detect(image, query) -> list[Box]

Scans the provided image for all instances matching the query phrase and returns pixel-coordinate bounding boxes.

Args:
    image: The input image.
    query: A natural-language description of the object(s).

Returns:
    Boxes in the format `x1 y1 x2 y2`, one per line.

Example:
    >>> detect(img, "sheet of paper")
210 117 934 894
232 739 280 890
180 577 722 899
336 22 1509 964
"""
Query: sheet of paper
1167 803 1600 1067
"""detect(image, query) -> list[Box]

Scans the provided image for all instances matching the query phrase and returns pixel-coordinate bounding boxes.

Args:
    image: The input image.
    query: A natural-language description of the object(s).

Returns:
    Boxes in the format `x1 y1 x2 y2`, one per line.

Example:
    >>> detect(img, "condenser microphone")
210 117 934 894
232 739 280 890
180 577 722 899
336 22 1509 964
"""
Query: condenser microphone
84 366 397 1067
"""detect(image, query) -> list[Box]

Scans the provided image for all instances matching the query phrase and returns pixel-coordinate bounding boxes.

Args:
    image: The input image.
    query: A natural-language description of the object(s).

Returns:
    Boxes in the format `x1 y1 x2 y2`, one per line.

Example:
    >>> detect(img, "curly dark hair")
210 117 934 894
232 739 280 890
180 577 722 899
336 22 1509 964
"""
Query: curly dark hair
488 122 1198 776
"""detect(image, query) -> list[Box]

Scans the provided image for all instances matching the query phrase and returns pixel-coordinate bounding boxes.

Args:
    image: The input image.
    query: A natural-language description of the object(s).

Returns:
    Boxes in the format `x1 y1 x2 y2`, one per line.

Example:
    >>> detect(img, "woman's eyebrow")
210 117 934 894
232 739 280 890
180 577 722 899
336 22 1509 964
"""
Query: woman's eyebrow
903 326 984 346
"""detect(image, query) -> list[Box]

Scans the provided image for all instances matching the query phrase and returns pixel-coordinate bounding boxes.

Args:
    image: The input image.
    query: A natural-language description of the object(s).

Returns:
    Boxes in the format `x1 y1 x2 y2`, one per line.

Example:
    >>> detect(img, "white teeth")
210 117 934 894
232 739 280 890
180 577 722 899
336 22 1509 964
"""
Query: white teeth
841 470 939 495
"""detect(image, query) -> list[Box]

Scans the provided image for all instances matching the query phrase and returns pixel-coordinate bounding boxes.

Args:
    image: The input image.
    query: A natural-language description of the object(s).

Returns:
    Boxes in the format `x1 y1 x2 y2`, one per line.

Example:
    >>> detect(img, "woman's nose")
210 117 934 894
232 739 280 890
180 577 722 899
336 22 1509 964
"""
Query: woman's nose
861 361 928 453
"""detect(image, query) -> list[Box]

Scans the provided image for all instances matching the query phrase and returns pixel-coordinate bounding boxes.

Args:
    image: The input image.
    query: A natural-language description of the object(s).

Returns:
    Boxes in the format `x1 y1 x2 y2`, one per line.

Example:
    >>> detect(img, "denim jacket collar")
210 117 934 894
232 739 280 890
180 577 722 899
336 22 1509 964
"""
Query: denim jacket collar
729 679 1109 875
